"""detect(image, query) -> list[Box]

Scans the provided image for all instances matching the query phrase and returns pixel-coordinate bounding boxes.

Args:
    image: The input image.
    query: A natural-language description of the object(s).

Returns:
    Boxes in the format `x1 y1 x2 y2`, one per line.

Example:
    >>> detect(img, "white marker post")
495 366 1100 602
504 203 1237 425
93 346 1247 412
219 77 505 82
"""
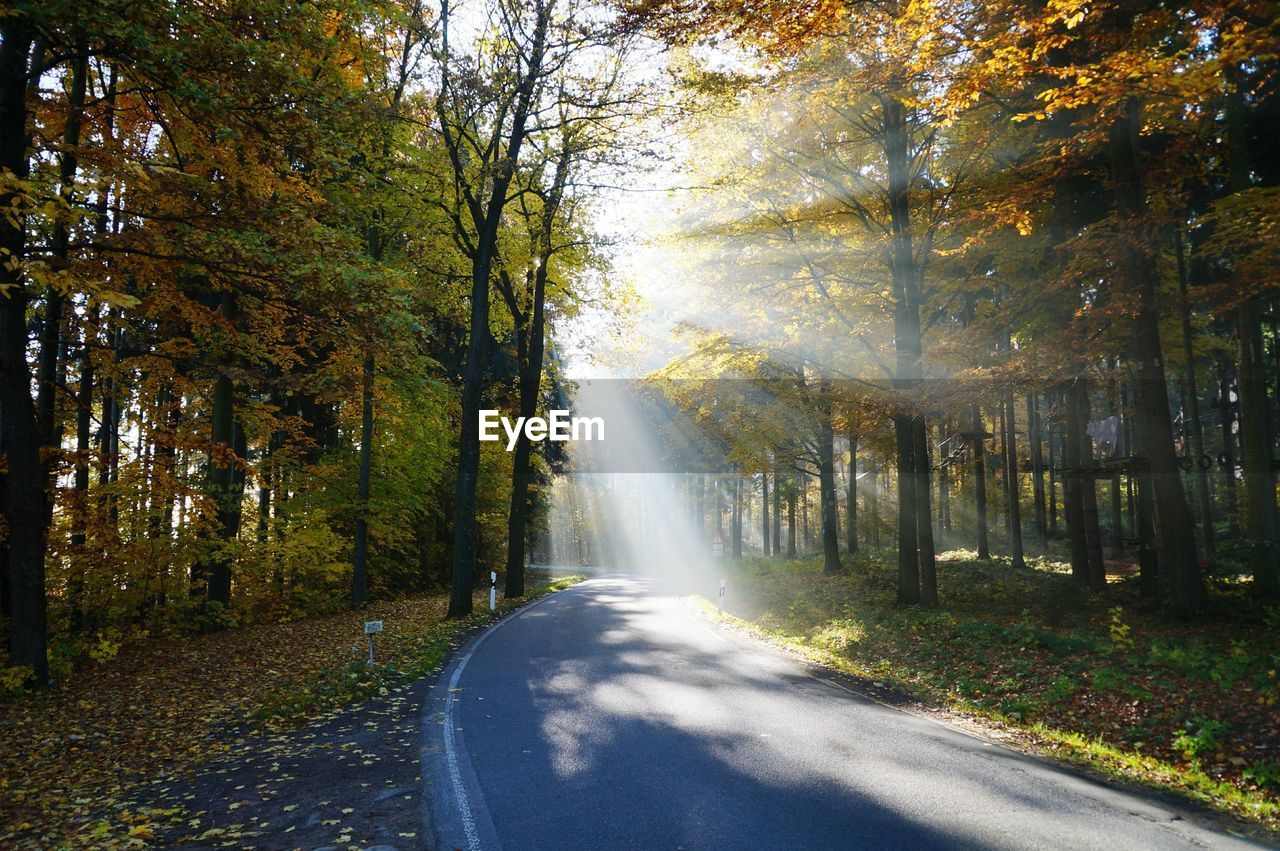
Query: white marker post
489 571 497 612
364 620 383 672
718 578 726 616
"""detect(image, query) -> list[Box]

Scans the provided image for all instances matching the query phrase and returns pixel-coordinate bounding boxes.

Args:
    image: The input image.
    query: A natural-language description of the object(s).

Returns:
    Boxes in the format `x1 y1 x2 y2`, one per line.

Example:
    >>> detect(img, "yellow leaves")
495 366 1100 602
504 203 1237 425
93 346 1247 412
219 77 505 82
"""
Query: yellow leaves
97 290 142 309
127 823 154 840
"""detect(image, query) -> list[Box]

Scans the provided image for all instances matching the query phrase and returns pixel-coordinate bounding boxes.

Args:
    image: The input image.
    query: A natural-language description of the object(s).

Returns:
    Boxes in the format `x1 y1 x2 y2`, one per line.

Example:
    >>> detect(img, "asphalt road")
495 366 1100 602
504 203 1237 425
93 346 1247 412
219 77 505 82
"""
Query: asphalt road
421 576 1265 850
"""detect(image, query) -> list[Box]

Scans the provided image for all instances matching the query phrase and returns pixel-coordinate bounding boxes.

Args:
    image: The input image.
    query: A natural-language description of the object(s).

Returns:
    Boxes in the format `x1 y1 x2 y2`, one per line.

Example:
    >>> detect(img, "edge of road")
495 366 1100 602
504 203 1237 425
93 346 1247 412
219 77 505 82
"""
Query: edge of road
418 578 596 851
676 588 1279 849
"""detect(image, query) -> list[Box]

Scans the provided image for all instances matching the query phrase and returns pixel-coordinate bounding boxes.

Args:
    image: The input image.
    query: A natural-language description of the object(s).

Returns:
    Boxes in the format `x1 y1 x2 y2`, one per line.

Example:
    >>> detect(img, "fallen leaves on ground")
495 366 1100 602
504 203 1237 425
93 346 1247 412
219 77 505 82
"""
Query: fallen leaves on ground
0 574 581 848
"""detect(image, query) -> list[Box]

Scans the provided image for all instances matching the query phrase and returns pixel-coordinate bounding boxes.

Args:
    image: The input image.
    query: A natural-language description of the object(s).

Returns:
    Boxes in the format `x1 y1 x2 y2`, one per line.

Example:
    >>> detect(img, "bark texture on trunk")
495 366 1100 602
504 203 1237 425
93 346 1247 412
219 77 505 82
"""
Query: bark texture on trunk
1109 98 1205 616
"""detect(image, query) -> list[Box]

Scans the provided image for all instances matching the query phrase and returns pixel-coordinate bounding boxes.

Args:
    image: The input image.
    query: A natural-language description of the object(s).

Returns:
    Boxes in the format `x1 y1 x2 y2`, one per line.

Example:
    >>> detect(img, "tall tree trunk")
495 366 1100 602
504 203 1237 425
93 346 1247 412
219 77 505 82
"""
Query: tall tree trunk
883 93 929 603
205 292 238 608
846 429 859 554
868 459 881 548
1239 300 1278 598
1072 380 1106 589
70 306 97 627
69 65 117 626
1174 230 1215 562
761 469 770 556
772 467 781 555
1063 383 1089 583
443 4 547 618
36 49 86 548
1219 363 1240 534
1004 387 1026 569
732 476 743 558
1028 394 1048 550
801 478 809 545
937 421 951 534
818 407 841 575
786 480 797 559
504 148 564 598
1110 469 1125 560
972 405 990 558
1225 69 1278 598
715 476 724 537
1109 97 1204 616
914 418 937 606
351 351 374 605
1047 396 1059 537
0 24 48 683
894 415 920 601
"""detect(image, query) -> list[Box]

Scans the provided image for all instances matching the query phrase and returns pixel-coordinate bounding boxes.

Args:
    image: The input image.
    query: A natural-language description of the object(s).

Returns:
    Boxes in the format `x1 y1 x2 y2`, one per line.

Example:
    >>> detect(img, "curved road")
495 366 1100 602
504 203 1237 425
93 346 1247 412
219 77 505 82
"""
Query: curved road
421 577 1263 850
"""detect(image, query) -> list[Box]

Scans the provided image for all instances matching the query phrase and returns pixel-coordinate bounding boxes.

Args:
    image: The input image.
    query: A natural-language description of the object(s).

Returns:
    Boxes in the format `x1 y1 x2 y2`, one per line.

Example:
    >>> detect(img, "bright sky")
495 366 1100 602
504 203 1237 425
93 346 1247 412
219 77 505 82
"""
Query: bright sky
554 37 759 380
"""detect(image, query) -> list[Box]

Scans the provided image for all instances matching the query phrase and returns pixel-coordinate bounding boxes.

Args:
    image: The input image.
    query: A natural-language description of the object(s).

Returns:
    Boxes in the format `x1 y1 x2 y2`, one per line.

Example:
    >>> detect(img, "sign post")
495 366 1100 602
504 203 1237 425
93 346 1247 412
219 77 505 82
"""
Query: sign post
364 620 383 672
489 571 497 612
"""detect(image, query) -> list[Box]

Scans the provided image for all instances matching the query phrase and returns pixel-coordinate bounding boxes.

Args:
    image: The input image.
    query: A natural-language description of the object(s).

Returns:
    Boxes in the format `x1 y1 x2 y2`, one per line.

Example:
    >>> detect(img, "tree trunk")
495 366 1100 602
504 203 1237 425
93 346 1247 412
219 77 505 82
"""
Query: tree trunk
972 405 990 559
1110 471 1125 559
1063 383 1090 583
786 482 797 559
868 459 880 549
1225 68 1278 598
1004 388 1026 569
444 5 548 618
818 409 841 575
36 48 86 539
914 418 937 607
205 292 239 609
737 478 747 557
761 470 770 556
1072 380 1106 589
70 52 112 615
1028 394 1048 550
715 476 724 536
1109 97 1205 616
1239 301 1279 598
846 429 858 554
801 478 809 545
1 25 49 683
937 421 951 534
352 351 374 605
1219 363 1240 534
772 467 781 555
1047 399 1059 537
894 415 920 602
1174 229 1215 562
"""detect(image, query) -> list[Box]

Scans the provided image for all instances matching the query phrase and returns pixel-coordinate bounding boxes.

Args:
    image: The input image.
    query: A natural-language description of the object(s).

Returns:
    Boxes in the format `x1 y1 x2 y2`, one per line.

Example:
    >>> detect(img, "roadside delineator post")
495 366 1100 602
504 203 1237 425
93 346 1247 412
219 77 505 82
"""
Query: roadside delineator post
719 578 726 616
364 619 383 672
489 571 497 611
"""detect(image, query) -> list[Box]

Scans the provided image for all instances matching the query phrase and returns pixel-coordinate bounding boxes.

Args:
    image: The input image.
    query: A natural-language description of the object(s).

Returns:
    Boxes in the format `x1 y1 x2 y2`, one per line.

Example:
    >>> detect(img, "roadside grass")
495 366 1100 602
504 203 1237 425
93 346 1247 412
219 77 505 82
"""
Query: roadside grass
0 572 583 848
696 552 1280 833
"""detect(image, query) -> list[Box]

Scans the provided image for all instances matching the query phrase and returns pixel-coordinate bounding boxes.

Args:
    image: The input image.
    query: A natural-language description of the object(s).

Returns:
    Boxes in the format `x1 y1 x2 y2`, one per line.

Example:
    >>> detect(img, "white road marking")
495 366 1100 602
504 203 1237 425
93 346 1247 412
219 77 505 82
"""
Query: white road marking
440 587 576 851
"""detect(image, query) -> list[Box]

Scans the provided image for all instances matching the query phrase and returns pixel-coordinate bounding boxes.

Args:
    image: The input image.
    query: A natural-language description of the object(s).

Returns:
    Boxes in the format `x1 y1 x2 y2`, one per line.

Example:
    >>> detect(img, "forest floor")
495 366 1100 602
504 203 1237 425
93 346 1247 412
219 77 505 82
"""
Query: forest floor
698 550 1280 836
0 571 584 849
